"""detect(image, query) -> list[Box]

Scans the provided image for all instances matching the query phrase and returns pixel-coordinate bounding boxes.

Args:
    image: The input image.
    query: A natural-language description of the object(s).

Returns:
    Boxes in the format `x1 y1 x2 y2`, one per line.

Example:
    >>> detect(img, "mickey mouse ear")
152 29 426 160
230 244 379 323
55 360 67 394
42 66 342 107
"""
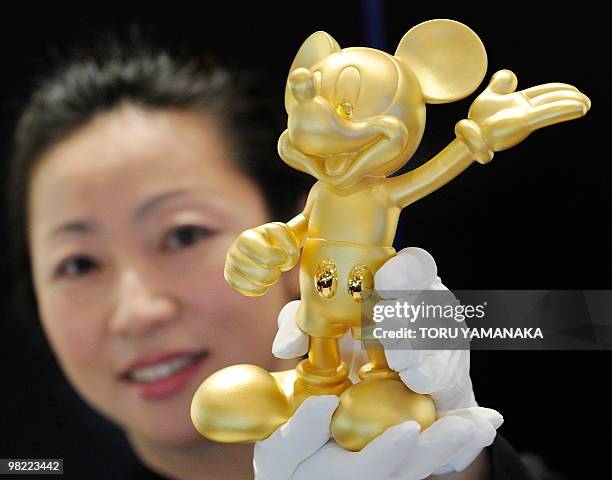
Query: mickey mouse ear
395 19 487 104
285 31 341 113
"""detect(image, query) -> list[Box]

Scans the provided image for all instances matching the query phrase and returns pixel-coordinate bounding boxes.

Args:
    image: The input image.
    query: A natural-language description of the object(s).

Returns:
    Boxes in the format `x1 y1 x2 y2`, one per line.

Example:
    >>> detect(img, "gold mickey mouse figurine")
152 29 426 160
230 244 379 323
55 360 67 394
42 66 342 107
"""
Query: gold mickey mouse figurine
191 19 590 451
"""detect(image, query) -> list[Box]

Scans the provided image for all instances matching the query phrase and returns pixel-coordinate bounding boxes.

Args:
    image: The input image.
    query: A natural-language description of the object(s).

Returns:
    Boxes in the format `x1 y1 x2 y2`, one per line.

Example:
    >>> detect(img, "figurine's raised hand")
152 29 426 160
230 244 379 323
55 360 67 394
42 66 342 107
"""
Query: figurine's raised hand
464 69 591 155
225 222 300 297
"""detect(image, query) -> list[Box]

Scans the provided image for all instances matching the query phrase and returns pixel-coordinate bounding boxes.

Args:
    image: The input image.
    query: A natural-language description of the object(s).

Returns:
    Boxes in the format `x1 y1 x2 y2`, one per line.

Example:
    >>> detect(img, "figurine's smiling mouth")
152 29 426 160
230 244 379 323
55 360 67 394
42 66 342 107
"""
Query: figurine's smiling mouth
321 135 384 177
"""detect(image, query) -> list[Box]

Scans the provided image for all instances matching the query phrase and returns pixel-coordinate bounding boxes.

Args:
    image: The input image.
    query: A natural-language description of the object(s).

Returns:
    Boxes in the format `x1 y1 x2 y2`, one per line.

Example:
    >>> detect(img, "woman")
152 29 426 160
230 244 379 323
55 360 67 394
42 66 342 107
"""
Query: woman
6 36 310 478
6 34 542 479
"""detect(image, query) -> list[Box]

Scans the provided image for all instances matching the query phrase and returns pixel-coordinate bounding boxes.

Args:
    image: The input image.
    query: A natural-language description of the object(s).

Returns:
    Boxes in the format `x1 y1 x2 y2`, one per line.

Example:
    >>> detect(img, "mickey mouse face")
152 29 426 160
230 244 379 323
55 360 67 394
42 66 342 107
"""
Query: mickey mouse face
280 20 488 188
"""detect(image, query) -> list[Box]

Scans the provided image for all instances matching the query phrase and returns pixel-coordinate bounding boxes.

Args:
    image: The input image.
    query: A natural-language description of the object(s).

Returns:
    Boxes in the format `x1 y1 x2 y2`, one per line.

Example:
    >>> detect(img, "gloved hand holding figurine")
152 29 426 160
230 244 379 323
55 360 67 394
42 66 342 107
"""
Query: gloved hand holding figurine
259 248 502 479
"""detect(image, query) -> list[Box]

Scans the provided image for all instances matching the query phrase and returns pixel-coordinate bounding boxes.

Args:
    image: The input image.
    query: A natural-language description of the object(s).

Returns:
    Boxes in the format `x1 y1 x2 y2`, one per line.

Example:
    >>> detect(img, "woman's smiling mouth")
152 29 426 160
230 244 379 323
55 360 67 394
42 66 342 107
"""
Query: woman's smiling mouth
120 350 208 400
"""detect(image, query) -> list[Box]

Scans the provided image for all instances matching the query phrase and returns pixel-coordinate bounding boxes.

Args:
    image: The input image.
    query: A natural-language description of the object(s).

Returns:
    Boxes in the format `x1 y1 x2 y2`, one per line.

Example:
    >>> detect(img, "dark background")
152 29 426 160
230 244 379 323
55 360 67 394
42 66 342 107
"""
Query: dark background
0 2 609 478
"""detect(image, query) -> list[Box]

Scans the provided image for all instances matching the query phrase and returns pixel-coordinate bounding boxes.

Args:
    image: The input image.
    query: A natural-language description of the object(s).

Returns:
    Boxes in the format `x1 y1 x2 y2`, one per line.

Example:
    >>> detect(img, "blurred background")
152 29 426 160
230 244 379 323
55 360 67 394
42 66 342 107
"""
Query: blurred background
0 2 609 478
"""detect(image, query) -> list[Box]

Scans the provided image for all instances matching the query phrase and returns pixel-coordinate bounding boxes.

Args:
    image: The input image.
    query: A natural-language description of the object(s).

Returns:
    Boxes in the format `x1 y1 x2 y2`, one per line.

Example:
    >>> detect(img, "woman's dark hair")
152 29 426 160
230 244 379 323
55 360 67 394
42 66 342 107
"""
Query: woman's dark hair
6 31 311 346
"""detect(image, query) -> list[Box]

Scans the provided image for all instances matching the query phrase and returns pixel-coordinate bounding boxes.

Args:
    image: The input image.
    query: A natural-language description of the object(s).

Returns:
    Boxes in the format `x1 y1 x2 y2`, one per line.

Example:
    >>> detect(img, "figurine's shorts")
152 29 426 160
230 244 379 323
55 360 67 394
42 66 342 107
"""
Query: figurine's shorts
296 238 396 340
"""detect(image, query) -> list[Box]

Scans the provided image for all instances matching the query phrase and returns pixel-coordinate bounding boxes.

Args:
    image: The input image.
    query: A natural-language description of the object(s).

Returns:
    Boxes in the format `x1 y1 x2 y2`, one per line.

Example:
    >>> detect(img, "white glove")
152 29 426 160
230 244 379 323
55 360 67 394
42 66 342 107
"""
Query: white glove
375 247 494 474
253 395 502 480
376 248 477 413
268 247 503 478
253 395 422 480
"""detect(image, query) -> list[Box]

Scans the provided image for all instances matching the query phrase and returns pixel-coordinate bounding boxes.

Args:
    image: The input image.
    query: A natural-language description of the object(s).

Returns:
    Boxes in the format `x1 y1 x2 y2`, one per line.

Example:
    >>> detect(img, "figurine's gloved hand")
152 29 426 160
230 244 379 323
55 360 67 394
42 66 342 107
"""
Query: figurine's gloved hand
253 395 422 480
457 69 591 162
225 222 300 297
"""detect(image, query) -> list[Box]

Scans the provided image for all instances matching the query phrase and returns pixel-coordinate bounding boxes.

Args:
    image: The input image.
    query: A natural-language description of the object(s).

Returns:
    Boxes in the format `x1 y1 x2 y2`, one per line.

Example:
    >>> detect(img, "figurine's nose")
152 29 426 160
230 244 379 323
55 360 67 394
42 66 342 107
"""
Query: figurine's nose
289 68 316 102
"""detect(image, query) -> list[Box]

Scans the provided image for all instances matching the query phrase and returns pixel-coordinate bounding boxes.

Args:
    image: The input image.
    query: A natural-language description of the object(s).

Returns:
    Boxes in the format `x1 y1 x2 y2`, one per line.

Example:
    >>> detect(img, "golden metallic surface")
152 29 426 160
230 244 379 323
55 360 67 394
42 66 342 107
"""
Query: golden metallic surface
347 264 373 303
190 364 353 444
274 368 351 414
295 358 351 389
358 341 401 381
295 336 352 395
297 239 395 339
357 362 401 381
336 99 354 120
191 365 291 443
315 259 338 298
195 18 590 450
306 337 343 373
395 19 488 104
331 379 437 451
455 119 494 164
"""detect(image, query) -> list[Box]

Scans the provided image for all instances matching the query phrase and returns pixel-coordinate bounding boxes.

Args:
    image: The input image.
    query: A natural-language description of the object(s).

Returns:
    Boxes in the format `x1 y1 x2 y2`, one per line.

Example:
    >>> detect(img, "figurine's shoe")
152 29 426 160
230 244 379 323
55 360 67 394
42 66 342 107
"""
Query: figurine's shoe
331 378 436 451
191 364 291 443
191 364 351 443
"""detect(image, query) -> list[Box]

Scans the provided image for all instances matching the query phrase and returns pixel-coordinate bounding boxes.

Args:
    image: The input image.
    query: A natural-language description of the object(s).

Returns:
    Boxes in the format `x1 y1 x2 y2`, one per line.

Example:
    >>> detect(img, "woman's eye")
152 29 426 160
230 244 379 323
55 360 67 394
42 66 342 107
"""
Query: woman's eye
55 256 100 279
162 225 213 251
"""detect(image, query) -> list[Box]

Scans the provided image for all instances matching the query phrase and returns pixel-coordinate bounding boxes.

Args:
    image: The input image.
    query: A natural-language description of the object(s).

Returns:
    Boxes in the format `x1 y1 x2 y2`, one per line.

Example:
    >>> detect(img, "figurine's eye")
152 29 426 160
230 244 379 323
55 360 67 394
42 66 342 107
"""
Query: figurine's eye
336 99 354 120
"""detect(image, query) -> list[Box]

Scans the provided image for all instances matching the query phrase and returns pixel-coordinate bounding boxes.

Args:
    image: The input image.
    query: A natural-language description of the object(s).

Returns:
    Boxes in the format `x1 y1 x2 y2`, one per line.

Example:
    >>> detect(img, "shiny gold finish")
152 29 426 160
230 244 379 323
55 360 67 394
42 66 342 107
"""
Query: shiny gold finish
347 264 373 303
193 18 590 450
276 367 350 413
331 379 437 452
191 365 350 443
336 99 354 120
307 337 342 373
358 340 401 381
296 336 352 391
295 359 351 390
191 365 291 443
455 119 494 164
395 19 488 104
315 259 338 298
297 239 395 340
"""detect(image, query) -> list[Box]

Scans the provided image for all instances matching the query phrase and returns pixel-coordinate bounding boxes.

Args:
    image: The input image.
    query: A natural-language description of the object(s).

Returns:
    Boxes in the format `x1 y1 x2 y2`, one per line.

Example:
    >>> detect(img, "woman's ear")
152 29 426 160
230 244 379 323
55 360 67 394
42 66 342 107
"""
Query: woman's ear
285 31 341 113
394 19 488 104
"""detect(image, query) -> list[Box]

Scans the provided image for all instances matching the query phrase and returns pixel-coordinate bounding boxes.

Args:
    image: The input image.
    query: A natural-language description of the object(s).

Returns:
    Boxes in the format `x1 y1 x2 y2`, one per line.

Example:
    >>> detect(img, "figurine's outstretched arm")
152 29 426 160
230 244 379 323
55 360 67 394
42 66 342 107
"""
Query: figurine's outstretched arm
385 139 475 209
386 70 591 209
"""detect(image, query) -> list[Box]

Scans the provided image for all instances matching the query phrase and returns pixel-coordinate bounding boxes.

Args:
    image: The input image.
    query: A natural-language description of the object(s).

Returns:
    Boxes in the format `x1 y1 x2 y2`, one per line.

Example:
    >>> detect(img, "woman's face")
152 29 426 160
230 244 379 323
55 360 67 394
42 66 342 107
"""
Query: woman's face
28 105 295 446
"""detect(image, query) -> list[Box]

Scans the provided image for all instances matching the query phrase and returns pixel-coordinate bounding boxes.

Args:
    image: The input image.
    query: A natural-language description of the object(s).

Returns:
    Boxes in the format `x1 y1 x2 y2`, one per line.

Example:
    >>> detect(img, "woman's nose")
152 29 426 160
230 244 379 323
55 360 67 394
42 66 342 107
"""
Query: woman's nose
289 67 316 102
109 269 179 337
